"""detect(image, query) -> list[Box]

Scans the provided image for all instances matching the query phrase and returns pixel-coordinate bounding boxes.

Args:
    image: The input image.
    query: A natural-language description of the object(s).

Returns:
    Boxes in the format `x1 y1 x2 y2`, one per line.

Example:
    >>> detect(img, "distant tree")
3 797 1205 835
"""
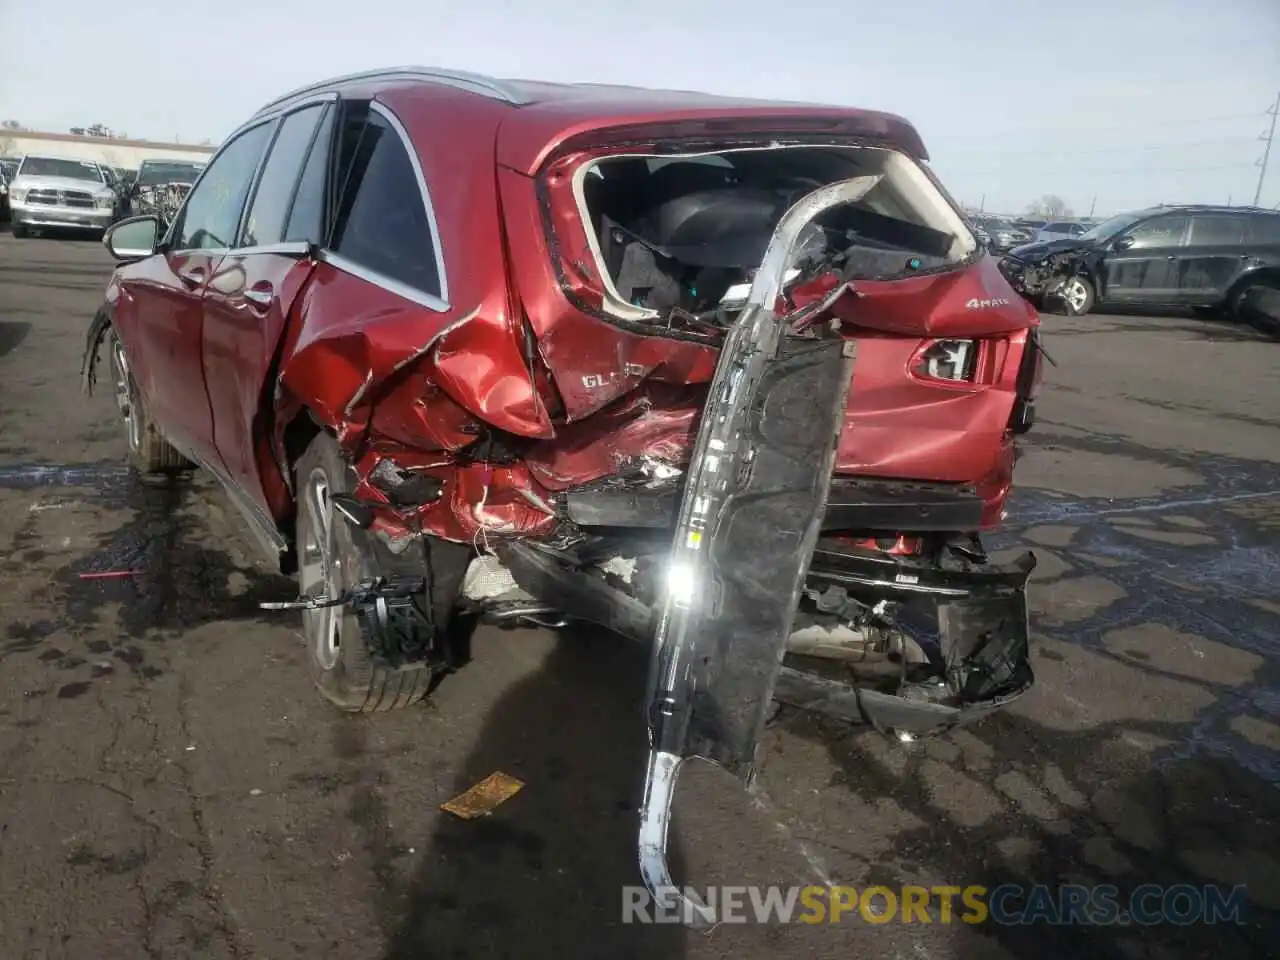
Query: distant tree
1027 194 1073 219
1 120 26 131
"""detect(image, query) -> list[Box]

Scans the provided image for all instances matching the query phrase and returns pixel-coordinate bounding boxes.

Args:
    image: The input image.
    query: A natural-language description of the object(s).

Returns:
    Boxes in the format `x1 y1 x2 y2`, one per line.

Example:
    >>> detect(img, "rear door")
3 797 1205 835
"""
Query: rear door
202 99 334 521
1178 213 1249 305
121 121 273 466
1102 214 1188 305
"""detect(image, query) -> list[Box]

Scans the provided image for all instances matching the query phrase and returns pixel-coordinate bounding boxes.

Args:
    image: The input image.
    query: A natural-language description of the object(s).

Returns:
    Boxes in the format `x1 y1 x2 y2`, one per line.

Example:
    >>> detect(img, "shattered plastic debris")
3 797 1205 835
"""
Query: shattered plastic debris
440 772 525 820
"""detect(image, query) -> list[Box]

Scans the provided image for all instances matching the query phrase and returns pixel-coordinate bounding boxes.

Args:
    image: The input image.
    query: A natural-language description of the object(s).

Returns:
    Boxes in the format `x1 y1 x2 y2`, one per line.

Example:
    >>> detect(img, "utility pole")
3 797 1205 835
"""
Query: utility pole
1088 195 1096 217
1254 90 1279 207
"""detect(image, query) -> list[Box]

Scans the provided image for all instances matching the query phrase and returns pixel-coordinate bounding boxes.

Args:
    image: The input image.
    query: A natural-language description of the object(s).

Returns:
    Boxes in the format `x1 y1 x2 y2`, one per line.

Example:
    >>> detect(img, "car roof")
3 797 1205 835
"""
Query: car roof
1133 204 1278 217
251 66 929 175
18 155 102 167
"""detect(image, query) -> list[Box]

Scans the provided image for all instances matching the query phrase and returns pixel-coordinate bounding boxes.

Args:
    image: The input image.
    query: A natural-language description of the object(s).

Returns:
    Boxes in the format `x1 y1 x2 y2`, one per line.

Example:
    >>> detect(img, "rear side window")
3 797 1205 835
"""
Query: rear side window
1188 215 1246 247
241 103 325 248
174 122 272 251
330 110 441 298
1246 214 1280 244
1124 215 1188 249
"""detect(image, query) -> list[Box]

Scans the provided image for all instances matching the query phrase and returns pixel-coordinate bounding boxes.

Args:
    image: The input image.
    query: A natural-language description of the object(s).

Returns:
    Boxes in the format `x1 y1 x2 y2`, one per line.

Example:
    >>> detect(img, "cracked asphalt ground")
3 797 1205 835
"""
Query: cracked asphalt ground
1 234 1278 960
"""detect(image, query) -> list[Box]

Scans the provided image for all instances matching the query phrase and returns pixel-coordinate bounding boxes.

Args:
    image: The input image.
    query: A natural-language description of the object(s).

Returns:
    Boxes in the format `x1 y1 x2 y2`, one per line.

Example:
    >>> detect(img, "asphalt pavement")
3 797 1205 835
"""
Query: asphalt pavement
0 233 1277 960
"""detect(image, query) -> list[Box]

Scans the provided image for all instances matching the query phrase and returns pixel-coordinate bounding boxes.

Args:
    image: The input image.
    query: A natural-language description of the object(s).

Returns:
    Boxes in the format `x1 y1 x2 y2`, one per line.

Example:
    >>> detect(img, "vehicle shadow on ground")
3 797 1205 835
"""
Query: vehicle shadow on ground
2 470 299 686
382 624 689 960
0 320 30 358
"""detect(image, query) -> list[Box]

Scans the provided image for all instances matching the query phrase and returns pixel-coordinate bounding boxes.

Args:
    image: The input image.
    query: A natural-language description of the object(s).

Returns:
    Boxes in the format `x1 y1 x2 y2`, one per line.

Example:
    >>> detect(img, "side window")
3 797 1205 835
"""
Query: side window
1188 215 1245 247
241 104 325 248
1124 216 1188 249
284 105 334 244
173 123 272 251
1245 214 1280 245
330 110 441 297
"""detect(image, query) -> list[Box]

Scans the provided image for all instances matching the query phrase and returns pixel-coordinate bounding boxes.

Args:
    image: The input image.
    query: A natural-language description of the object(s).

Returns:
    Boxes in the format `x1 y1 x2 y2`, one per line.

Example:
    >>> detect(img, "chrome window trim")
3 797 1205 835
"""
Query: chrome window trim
252 66 532 118
224 241 313 259
319 250 449 313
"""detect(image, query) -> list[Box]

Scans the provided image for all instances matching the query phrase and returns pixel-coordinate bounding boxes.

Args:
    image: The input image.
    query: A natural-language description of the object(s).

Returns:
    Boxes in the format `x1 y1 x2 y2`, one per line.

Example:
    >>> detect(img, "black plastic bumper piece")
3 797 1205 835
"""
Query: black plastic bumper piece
564 477 984 534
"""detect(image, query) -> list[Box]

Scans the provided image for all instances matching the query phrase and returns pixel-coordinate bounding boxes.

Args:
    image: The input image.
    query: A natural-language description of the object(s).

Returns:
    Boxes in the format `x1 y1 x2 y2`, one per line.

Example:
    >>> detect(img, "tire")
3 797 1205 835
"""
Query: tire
1059 275 1095 317
294 431 466 713
11 223 26 238
106 329 190 476
1229 278 1280 335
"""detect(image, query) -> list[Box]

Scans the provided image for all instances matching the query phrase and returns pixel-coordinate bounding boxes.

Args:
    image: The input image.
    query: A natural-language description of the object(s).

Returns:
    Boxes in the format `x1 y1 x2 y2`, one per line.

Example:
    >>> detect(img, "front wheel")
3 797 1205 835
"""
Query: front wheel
11 222 26 238
106 330 190 476
1058 275 1096 317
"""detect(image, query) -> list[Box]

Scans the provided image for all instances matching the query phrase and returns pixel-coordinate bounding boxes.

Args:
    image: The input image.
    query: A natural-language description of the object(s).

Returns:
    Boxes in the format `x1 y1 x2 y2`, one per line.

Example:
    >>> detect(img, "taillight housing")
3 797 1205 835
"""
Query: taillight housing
913 338 979 383
1008 328 1044 435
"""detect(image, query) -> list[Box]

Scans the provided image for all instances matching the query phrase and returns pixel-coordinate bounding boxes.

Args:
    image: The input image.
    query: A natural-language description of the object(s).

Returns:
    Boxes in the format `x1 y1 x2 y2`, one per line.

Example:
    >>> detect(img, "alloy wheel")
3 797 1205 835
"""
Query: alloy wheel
300 468 342 670
109 338 142 453
1063 278 1090 314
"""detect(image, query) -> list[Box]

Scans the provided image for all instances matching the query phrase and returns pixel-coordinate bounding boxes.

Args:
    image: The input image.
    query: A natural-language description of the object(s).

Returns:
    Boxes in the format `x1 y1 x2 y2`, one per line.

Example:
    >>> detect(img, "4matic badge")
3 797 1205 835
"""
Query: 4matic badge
966 297 1011 310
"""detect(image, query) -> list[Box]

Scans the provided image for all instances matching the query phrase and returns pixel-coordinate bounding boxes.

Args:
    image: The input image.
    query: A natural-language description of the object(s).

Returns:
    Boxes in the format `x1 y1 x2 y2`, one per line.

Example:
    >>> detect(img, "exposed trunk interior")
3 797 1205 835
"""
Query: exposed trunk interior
575 144 979 325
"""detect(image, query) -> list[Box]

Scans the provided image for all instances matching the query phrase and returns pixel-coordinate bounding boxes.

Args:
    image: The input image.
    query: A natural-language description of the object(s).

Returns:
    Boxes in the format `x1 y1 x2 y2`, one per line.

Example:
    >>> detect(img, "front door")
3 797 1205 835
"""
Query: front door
1102 214 1188 305
130 119 275 466
117 247 223 463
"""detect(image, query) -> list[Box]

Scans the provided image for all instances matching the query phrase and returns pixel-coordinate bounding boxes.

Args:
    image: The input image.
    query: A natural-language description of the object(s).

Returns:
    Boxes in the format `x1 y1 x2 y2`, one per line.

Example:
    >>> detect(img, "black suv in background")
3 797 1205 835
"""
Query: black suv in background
998 205 1280 328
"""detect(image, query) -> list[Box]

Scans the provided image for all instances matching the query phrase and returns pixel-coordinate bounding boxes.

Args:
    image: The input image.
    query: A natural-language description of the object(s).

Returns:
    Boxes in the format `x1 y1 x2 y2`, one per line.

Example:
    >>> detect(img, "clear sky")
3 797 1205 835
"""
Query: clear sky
2 0 1278 215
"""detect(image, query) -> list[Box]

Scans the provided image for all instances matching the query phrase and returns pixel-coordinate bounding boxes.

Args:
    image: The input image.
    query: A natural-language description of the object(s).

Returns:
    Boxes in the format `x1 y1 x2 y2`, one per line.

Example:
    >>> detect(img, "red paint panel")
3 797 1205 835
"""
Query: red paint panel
523 382 704 489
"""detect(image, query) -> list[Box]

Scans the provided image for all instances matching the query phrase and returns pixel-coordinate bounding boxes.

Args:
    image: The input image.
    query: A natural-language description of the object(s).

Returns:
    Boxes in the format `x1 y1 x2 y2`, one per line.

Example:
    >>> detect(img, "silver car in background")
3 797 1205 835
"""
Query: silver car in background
1034 220 1089 242
7 156 120 238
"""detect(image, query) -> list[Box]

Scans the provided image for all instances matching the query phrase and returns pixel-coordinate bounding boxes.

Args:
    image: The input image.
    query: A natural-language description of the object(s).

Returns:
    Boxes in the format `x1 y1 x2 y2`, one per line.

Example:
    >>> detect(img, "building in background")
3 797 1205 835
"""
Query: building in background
0 129 215 170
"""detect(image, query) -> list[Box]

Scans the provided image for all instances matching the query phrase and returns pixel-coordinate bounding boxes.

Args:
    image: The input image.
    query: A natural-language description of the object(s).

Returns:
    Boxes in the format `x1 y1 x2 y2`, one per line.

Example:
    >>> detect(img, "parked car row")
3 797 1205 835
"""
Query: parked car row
997 203 1280 335
4 154 206 238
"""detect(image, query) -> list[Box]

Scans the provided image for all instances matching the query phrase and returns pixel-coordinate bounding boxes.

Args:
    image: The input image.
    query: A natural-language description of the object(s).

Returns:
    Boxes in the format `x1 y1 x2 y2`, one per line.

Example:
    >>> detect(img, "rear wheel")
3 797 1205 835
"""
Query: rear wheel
106 330 190 476
1229 277 1280 336
294 432 464 713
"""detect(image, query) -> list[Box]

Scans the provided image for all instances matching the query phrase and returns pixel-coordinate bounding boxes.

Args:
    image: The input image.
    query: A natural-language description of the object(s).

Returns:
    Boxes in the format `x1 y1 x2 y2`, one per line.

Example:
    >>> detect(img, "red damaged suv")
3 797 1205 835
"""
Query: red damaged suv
83 66 1043 911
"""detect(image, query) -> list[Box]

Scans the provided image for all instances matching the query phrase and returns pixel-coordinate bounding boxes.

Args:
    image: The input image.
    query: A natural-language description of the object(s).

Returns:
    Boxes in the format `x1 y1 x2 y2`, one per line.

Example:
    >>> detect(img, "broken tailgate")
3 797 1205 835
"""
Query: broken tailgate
637 179 875 923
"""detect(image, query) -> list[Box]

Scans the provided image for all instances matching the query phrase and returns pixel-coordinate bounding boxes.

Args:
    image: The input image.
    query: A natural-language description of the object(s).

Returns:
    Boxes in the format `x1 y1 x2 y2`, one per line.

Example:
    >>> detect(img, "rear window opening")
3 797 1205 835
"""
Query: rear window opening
573 144 978 326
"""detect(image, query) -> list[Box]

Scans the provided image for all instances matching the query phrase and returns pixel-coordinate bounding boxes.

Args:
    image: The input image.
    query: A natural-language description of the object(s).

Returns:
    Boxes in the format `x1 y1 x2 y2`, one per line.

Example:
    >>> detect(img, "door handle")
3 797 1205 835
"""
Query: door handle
1166 255 1178 261
243 287 273 307
177 266 205 289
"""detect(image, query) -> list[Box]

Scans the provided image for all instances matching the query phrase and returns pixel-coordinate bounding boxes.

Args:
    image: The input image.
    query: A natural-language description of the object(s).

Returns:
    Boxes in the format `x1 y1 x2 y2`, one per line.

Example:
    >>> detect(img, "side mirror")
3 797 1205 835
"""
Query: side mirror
104 215 161 262
1112 235 1134 251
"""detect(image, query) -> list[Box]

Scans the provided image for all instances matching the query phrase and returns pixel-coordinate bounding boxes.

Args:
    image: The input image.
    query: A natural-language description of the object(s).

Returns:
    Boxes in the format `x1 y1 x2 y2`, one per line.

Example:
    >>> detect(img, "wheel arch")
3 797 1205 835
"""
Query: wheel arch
1224 266 1280 309
270 404 330 575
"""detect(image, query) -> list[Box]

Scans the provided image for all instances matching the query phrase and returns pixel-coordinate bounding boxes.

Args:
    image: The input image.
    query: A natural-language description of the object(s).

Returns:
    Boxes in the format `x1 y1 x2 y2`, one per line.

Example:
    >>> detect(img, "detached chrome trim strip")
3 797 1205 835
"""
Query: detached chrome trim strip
320 250 449 313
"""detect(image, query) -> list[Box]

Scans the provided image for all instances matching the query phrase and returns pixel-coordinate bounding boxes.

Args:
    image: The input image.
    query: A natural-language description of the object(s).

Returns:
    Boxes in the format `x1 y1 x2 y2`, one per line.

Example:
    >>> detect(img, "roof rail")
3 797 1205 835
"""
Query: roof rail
253 66 532 116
